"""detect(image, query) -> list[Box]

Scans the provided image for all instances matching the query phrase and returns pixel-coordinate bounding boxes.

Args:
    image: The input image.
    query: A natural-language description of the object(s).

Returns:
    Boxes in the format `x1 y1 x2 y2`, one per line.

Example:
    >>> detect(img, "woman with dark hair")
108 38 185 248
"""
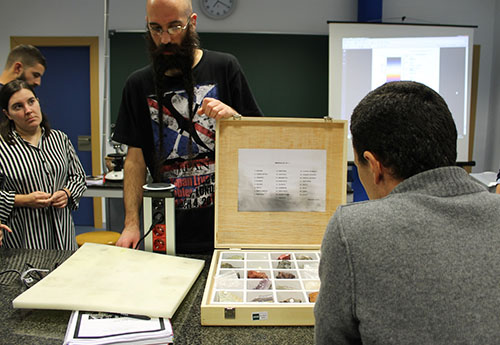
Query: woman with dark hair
0 79 86 249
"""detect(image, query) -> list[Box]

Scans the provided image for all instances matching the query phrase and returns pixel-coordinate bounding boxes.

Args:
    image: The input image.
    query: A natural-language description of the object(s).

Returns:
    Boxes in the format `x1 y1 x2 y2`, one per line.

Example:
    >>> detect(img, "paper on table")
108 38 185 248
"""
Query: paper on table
13 243 204 318
470 171 498 187
86 175 104 186
63 310 173 345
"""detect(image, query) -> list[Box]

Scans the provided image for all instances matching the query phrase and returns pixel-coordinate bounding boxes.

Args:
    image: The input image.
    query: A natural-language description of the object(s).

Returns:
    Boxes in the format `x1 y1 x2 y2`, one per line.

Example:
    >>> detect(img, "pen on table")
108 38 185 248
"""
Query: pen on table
110 312 151 320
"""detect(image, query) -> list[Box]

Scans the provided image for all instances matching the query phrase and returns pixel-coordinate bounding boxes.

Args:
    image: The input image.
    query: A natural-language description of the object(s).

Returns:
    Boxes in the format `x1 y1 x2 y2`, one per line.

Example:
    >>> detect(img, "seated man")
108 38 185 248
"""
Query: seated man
315 81 500 344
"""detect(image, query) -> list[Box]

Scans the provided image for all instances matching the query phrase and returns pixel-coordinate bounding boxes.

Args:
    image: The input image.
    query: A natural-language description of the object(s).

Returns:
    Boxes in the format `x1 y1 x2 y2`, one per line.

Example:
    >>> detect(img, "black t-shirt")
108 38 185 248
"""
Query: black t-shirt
113 49 262 253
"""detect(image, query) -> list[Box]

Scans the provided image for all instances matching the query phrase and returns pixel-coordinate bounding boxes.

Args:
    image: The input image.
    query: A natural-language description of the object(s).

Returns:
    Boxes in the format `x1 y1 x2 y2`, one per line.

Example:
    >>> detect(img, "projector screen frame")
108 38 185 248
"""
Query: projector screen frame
328 21 477 163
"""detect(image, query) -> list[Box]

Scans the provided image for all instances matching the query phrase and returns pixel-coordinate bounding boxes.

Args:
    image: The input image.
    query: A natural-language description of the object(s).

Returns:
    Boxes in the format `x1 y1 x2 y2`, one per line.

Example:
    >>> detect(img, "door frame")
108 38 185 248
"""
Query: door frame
11 36 102 227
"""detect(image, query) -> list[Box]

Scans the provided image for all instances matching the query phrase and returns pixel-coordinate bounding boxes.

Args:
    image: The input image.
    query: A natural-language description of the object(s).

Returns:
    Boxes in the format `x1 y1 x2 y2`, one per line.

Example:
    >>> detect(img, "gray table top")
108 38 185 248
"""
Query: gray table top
0 247 314 345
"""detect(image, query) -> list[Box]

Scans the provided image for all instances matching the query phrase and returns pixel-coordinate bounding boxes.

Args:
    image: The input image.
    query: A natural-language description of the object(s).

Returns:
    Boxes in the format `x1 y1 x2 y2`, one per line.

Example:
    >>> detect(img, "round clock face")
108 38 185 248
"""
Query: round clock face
199 0 237 20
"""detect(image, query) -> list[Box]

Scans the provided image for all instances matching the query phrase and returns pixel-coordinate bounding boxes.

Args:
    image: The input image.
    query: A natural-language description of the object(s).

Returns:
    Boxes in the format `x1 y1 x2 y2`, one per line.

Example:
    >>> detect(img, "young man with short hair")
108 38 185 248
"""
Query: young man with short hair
0 45 46 89
315 81 500 344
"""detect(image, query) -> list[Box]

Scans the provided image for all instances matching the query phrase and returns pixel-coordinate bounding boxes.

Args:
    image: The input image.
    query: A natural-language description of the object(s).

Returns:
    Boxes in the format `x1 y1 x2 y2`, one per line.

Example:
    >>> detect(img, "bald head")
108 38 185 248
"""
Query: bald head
146 0 192 19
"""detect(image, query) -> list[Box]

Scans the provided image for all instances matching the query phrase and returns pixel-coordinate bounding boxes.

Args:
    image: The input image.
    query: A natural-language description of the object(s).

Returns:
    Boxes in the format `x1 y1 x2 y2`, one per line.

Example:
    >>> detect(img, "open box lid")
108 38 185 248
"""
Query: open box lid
214 117 347 250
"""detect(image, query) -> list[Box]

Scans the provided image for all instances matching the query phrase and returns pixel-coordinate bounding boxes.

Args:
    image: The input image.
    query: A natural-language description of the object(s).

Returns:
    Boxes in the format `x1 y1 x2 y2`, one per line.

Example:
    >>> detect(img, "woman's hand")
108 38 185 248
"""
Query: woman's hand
15 191 52 208
50 189 70 209
0 223 13 247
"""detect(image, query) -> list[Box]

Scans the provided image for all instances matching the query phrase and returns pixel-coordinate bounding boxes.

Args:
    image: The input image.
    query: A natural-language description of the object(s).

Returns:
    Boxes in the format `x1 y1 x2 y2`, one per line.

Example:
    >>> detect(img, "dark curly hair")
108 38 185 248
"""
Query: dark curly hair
350 81 457 180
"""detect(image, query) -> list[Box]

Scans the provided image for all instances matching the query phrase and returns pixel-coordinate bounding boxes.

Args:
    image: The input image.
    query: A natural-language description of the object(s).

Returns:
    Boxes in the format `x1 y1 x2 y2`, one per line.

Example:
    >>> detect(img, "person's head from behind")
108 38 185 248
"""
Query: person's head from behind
4 45 46 88
350 81 457 199
145 0 199 77
0 79 50 143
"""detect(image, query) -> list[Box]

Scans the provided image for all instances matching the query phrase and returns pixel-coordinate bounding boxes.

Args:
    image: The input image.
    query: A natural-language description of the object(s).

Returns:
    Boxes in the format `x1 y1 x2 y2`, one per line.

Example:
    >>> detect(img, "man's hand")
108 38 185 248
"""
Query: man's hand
50 189 70 208
116 225 141 249
115 146 146 249
0 223 12 247
197 97 238 119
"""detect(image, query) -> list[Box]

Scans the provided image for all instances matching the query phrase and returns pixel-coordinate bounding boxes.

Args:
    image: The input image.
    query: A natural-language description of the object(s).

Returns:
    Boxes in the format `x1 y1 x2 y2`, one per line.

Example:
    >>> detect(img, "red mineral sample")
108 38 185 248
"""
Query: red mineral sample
247 270 269 279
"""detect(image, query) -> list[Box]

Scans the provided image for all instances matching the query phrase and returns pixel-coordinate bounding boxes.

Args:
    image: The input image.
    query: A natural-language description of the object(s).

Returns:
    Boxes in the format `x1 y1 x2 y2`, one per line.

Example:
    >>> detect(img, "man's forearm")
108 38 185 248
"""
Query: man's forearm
123 151 147 229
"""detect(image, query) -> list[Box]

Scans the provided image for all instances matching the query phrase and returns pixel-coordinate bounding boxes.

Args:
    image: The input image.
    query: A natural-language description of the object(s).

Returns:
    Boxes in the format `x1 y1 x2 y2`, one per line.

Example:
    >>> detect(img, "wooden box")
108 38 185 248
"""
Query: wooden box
201 117 347 326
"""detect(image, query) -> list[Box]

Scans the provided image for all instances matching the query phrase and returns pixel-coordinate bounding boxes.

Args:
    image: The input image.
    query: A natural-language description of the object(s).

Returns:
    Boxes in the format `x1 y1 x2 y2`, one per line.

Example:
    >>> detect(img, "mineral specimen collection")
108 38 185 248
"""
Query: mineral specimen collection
211 251 320 305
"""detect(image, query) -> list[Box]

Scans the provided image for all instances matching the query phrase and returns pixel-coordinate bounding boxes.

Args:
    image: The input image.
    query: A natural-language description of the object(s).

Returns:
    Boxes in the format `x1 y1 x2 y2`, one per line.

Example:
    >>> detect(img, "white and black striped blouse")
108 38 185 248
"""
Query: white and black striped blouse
0 128 87 250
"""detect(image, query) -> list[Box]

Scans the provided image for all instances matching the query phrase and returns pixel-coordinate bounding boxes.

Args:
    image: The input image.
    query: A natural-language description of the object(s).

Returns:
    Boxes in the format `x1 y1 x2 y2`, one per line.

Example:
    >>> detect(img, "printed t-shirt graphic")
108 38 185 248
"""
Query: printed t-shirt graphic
148 83 217 210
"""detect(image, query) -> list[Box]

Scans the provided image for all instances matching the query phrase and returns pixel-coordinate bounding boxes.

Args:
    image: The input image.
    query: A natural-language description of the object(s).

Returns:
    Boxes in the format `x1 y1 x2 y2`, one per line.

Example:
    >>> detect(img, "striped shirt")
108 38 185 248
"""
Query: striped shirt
0 128 86 250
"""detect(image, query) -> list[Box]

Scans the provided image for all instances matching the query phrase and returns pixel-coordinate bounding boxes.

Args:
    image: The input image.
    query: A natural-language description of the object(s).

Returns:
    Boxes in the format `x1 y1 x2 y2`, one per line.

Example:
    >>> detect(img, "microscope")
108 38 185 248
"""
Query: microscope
105 141 125 181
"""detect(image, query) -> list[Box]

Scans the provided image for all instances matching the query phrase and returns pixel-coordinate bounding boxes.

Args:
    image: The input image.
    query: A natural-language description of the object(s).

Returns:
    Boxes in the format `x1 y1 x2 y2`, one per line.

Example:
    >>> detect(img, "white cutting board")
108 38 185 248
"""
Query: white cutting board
13 243 204 318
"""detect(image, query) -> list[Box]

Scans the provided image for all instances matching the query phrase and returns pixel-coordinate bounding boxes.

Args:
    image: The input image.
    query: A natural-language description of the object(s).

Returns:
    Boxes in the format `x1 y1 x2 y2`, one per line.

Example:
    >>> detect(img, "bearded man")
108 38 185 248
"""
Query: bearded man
113 0 262 254
0 44 46 89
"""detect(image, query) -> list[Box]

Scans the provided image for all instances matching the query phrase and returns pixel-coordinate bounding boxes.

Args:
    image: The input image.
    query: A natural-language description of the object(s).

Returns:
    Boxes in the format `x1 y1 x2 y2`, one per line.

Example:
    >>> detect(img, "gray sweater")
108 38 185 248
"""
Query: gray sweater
314 166 500 345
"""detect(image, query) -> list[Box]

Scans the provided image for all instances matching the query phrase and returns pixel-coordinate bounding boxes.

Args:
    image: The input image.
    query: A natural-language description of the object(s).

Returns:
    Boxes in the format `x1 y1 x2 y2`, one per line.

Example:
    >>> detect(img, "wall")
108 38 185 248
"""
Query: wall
0 0 499 172
109 0 357 34
0 0 107 164
0 0 106 116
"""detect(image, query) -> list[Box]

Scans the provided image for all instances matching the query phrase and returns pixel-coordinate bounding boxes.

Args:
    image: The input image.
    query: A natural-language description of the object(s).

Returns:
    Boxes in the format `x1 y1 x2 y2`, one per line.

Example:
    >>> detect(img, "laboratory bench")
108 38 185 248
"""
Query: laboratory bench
0 247 315 345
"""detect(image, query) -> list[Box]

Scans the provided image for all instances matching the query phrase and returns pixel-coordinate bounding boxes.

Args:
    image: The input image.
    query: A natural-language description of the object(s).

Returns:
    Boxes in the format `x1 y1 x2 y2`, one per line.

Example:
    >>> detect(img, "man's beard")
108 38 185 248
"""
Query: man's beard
18 71 35 88
146 25 199 78
146 26 201 181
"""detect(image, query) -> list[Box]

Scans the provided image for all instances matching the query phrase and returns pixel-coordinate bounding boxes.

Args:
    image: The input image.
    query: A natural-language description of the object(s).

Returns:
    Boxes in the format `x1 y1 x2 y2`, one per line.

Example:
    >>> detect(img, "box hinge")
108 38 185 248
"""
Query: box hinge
232 113 243 120
323 116 333 122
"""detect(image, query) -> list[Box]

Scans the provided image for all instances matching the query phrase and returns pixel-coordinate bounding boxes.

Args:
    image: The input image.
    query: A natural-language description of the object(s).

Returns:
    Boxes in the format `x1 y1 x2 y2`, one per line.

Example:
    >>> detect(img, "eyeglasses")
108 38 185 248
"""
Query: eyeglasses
148 16 191 37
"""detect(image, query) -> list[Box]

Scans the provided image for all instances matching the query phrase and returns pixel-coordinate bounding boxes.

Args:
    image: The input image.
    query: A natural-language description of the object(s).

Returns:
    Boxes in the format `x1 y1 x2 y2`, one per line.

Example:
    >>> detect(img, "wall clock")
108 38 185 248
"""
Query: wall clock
199 0 237 20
